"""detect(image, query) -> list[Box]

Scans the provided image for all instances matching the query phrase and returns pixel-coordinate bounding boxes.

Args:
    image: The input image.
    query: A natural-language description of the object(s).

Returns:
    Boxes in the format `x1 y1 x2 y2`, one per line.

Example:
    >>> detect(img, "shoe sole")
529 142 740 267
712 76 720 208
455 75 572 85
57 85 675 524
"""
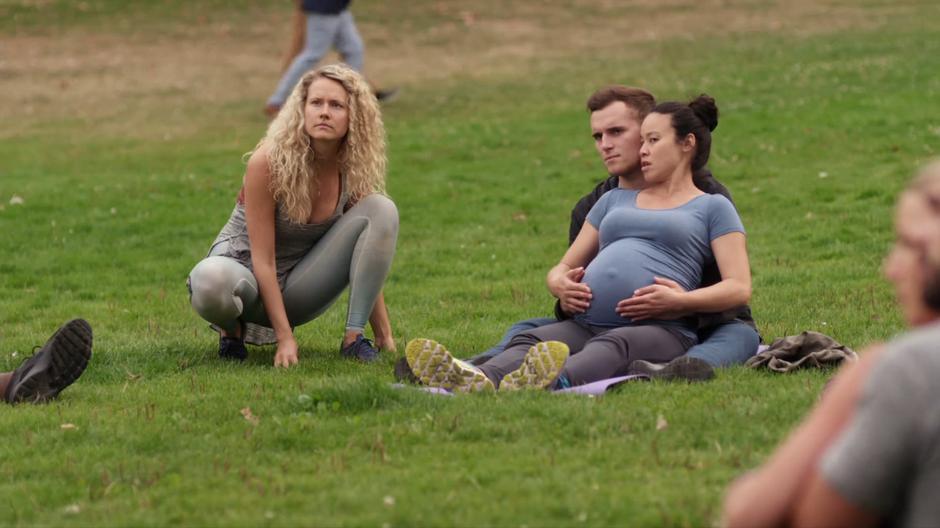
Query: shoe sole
8 319 93 403
500 341 569 391
405 339 494 393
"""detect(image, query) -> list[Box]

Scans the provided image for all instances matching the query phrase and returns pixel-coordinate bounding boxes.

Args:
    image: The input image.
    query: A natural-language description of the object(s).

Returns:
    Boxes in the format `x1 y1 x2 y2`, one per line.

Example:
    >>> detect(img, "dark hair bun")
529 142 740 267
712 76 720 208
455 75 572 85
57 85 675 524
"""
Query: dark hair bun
689 94 718 132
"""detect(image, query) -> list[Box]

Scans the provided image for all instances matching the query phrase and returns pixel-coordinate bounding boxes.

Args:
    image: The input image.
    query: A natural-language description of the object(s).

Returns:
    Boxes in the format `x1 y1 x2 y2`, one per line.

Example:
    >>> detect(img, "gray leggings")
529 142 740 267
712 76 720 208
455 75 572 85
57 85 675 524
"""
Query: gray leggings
188 195 398 335
478 320 691 387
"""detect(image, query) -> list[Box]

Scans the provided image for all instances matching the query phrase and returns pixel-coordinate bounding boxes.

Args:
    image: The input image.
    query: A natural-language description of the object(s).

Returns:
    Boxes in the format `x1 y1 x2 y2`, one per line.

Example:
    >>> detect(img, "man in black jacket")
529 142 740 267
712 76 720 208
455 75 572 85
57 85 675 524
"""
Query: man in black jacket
396 85 759 383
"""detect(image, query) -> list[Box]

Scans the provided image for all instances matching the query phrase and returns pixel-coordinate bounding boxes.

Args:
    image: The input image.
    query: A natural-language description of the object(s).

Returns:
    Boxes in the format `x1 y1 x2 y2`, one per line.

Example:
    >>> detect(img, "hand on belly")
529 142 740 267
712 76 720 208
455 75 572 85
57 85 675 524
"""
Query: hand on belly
615 277 688 321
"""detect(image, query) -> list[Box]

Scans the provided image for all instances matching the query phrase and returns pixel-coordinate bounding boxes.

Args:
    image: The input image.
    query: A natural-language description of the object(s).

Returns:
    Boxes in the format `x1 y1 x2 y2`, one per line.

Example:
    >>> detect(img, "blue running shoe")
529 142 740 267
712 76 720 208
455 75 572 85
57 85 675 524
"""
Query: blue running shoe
218 335 247 362
341 334 380 362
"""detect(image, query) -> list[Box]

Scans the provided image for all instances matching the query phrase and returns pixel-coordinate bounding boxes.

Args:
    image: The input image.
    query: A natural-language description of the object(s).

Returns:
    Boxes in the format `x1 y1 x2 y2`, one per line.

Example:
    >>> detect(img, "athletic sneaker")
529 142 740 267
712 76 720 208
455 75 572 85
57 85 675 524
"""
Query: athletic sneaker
218 335 247 362
405 338 494 393
499 341 569 391
4 319 93 404
628 356 715 382
341 334 380 362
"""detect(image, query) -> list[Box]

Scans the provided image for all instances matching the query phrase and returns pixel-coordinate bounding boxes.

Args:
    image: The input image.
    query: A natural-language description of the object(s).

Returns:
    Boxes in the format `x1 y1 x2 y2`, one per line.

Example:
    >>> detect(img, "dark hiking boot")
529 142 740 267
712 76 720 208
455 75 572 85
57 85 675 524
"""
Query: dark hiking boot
628 356 715 382
5 319 93 404
219 335 247 362
341 334 380 362
375 88 400 103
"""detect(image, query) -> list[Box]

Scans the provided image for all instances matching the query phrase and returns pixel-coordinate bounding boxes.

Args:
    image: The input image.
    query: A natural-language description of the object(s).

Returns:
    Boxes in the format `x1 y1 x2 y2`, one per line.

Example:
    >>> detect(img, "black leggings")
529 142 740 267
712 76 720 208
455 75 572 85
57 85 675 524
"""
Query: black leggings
478 320 692 387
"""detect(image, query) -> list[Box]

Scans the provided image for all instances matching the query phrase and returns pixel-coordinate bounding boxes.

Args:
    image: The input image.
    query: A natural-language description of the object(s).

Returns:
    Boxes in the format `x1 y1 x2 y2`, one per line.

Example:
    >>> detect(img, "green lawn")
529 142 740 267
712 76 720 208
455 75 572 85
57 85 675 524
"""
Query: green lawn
1 0 938 525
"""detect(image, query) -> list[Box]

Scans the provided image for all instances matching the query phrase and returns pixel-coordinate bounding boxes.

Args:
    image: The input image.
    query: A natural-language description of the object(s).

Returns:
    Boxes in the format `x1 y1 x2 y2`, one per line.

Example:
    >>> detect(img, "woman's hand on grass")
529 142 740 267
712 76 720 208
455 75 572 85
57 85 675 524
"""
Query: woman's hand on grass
274 338 299 368
616 277 688 320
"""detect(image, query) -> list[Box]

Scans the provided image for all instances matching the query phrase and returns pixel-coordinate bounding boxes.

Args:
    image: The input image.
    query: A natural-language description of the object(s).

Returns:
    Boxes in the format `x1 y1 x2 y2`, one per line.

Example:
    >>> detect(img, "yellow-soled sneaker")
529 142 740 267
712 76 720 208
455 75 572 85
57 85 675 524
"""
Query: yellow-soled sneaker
405 338 495 393
499 341 569 391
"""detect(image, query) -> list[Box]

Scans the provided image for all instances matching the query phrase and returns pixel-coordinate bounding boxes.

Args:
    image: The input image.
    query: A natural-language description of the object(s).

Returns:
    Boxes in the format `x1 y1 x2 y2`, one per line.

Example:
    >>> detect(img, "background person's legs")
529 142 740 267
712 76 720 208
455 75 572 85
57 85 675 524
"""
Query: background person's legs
478 320 593 386
267 12 342 108
468 316 557 365
560 325 688 386
333 10 365 72
687 321 760 367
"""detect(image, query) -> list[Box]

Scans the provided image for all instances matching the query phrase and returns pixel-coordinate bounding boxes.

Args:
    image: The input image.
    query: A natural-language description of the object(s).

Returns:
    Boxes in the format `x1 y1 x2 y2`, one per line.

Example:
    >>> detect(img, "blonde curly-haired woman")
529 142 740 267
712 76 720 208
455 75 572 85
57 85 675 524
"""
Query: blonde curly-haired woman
188 64 398 367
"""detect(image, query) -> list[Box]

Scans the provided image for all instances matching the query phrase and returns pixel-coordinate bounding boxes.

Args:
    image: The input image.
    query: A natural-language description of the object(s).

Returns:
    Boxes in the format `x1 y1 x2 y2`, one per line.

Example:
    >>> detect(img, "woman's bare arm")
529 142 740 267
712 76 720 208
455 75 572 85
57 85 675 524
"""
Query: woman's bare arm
244 146 298 367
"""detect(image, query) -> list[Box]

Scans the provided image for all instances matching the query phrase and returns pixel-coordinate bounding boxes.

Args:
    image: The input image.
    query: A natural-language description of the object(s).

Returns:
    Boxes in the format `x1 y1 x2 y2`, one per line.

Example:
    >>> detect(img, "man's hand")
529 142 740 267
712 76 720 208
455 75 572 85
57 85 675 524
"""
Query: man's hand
549 266 592 315
616 277 688 320
274 338 299 368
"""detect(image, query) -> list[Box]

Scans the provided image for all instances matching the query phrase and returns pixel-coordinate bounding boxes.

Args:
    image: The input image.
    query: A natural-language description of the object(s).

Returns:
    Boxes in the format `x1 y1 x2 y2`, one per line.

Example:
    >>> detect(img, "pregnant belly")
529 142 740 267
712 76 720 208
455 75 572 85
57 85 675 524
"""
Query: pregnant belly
576 252 657 327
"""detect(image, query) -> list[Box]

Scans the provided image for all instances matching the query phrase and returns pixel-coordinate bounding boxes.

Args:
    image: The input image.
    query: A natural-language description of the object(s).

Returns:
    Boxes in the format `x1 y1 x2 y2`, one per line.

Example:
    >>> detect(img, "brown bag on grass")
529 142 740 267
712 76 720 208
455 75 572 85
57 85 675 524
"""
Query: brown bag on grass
745 331 858 373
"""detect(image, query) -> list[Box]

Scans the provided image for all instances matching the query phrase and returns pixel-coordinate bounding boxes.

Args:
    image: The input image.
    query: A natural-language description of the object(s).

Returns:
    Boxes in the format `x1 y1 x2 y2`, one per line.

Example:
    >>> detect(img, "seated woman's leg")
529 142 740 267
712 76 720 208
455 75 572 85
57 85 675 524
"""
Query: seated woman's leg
478 320 593 386
468 316 558 365
687 321 760 367
560 325 688 386
281 194 399 332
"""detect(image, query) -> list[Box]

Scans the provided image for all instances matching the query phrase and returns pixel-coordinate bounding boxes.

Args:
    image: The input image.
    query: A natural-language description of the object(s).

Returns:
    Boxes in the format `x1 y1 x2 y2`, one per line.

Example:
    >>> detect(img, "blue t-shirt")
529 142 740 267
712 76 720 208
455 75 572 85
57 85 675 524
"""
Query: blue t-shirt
574 189 745 339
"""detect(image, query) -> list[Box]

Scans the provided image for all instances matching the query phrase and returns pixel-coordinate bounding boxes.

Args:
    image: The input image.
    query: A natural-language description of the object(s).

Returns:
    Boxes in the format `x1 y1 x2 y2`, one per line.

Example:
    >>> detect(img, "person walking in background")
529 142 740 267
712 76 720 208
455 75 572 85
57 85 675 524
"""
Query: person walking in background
192 64 399 367
265 0 397 118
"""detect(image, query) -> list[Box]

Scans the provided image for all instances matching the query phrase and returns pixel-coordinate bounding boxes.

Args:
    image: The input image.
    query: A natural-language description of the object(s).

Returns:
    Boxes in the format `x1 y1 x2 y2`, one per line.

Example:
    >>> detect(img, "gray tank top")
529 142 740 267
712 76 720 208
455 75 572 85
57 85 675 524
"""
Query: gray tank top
209 175 350 288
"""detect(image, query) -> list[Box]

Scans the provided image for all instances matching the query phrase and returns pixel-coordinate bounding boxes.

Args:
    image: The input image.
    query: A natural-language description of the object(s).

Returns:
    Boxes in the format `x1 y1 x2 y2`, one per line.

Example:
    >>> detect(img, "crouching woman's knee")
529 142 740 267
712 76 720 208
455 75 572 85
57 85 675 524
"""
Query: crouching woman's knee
358 193 399 241
187 256 257 327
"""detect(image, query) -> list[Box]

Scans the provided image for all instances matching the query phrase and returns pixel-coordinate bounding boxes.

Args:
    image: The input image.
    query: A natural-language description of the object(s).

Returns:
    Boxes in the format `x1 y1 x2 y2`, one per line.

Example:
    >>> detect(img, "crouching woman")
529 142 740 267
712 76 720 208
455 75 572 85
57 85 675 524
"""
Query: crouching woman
188 64 398 367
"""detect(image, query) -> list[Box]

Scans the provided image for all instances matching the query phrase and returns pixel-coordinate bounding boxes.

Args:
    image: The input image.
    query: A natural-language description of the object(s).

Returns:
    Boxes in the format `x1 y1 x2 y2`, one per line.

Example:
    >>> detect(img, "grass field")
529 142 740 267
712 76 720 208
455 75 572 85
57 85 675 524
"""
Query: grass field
1 0 939 525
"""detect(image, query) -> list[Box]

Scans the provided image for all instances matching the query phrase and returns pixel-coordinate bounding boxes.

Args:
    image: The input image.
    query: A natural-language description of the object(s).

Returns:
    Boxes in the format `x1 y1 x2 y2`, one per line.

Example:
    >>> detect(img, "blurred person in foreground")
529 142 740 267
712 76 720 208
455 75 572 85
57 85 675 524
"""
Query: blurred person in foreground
722 160 940 528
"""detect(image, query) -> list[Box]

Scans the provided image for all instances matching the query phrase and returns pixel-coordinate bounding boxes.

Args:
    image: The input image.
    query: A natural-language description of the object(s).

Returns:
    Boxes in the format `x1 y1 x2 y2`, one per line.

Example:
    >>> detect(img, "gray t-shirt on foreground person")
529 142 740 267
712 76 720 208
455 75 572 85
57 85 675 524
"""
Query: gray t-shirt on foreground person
576 189 744 341
821 321 940 527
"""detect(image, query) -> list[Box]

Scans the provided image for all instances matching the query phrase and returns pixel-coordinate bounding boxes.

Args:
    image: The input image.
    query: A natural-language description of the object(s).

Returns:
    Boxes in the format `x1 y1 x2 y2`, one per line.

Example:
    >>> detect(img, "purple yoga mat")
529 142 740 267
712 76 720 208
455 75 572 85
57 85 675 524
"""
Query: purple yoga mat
391 375 650 396
554 374 650 395
390 383 455 396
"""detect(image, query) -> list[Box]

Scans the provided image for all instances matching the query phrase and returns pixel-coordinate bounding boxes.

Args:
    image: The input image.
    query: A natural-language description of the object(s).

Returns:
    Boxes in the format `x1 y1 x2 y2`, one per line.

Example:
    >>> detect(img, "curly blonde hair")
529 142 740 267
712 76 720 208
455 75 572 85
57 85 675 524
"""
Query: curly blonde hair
256 64 387 224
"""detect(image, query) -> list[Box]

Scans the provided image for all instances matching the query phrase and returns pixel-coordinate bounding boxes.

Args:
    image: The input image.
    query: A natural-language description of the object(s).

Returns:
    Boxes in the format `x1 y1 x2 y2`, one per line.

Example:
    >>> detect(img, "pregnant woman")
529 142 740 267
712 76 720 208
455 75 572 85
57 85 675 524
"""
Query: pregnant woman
407 95 751 391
